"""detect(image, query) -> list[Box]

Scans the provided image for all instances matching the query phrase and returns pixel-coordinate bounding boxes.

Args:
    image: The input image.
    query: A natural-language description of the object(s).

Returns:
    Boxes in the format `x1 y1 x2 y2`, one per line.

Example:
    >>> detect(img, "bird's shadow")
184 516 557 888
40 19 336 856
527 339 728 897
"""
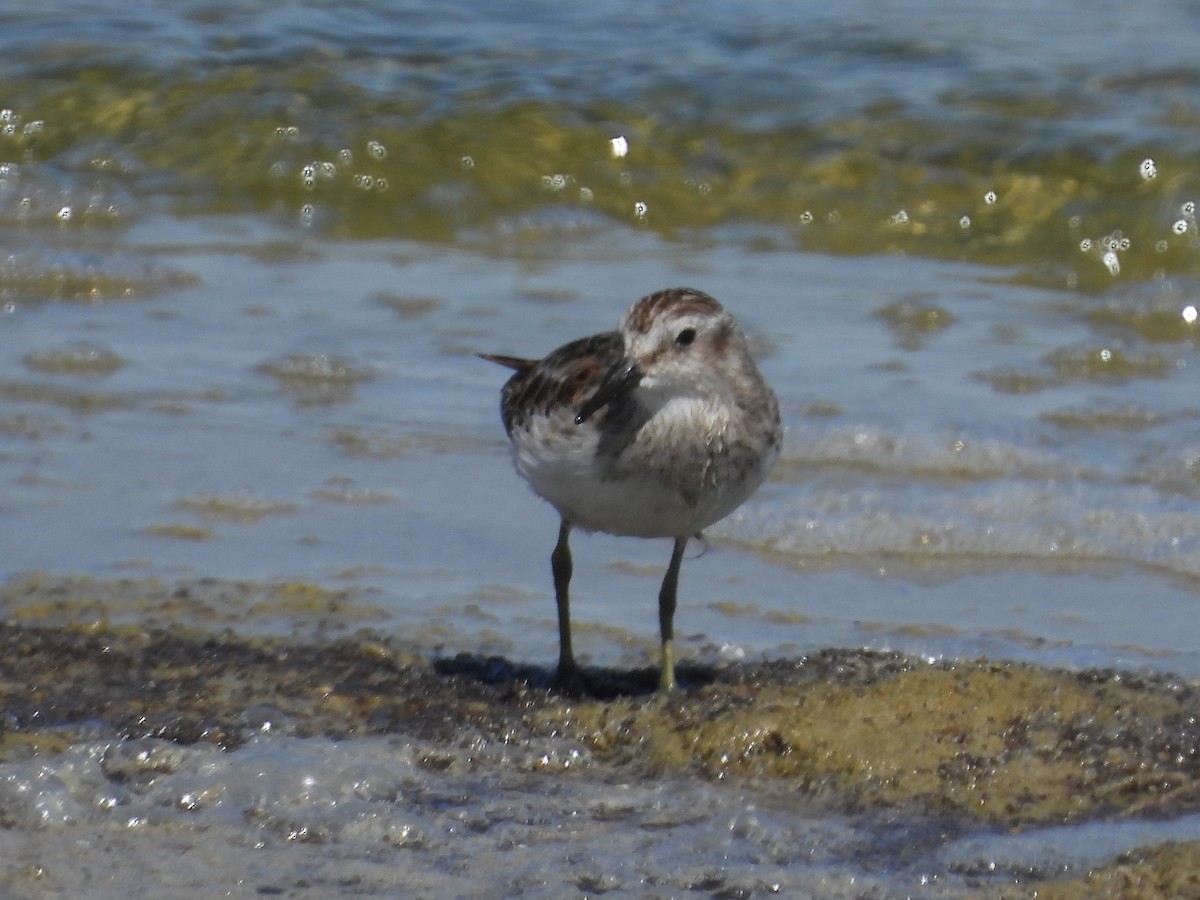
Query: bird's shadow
433 653 720 701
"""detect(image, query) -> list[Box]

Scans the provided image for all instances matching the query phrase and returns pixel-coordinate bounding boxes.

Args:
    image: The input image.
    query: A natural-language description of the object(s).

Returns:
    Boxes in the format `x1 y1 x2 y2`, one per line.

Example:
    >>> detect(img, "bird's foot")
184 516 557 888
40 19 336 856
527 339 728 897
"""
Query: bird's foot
550 661 587 696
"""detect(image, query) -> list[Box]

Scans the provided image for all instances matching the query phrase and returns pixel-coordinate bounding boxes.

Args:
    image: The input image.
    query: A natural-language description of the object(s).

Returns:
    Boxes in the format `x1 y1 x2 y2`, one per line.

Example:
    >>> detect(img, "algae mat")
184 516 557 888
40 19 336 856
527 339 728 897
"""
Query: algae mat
2 581 1200 896
4 616 1198 829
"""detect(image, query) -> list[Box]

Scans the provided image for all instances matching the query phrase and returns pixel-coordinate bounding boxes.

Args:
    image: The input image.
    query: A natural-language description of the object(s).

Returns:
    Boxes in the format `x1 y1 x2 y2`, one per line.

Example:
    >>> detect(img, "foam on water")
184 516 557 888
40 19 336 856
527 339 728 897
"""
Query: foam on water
0 733 874 896
1 726 1198 897
733 421 1200 584
0 728 1192 898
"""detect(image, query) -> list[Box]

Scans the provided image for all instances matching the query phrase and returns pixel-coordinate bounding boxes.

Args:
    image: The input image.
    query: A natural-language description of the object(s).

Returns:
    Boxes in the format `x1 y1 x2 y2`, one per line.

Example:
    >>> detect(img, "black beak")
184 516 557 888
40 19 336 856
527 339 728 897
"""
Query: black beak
575 358 642 424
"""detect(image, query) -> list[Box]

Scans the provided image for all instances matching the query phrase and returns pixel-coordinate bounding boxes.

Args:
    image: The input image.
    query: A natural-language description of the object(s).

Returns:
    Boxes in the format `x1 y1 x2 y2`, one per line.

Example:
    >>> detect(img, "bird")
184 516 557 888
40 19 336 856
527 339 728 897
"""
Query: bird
481 287 781 692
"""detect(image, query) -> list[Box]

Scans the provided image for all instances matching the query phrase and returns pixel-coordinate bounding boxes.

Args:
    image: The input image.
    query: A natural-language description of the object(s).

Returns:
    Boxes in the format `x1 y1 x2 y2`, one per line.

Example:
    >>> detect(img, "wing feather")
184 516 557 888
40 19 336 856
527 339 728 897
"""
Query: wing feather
484 333 624 434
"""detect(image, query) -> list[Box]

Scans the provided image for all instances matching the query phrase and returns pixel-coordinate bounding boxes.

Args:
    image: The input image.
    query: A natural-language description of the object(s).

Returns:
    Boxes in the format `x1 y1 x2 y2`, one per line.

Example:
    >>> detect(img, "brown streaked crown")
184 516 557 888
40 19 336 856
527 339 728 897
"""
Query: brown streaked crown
621 288 725 335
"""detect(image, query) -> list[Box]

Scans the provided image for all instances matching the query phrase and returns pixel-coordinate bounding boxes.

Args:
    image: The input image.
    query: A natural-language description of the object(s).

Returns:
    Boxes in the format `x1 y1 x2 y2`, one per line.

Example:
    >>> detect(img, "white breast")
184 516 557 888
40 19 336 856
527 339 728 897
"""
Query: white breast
509 395 776 538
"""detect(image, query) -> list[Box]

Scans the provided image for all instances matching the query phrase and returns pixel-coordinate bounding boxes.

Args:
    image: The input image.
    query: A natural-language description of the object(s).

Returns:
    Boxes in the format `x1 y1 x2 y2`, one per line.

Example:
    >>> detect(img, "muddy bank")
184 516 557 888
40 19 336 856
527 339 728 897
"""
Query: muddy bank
2 618 1197 828
2 573 1200 896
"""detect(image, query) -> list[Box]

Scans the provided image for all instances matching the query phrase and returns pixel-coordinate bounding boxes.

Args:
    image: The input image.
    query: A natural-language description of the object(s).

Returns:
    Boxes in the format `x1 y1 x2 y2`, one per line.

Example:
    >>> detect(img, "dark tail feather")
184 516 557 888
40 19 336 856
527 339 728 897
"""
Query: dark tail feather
479 353 537 373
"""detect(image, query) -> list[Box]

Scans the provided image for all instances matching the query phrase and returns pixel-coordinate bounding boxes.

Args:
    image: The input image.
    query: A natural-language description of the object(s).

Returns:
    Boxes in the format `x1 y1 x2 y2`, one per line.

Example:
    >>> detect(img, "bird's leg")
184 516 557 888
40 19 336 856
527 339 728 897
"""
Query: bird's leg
550 519 579 690
657 536 688 692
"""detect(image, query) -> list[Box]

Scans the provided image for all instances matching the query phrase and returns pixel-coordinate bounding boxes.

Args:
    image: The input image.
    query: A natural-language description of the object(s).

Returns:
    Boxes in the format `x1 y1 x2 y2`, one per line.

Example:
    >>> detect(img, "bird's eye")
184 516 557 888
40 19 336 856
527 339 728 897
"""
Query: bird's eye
675 327 696 347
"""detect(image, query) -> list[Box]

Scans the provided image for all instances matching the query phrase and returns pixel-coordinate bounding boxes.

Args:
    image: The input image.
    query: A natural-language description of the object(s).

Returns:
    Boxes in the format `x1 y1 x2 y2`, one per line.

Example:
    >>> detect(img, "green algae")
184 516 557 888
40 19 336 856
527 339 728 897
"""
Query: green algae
532 659 1200 826
1029 841 1200 900
1039 404 1168 432
3 575 1200 896
375 292 441 320
1044 346 1175 382
0 412 65 439
172 493 300 523
21 344 126 376
874 299 959 350
140 523 214 541
0 573 383 633
5 66 1200 291
1 576 1198 830
255 353 374 406
1087 305 1200 345
975 345 1177 394
0 379 132 413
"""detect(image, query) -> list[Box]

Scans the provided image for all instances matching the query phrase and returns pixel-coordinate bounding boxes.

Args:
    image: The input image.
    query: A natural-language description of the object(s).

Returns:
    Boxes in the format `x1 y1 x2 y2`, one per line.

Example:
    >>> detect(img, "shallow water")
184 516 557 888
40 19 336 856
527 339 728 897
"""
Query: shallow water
2 0 1200 895
0 733 983 899
5 225 1198 676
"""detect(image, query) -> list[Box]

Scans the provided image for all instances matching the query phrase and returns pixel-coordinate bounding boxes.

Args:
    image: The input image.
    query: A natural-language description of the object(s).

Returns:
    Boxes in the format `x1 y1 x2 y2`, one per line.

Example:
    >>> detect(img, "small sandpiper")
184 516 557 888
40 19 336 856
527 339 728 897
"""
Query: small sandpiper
482 287 782 691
